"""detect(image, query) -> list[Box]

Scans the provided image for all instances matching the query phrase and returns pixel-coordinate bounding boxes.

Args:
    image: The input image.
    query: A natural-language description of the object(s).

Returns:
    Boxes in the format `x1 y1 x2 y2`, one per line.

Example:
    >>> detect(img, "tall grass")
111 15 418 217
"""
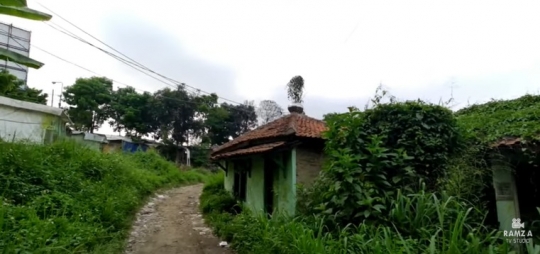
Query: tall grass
0 140 208 253
200 173 516 254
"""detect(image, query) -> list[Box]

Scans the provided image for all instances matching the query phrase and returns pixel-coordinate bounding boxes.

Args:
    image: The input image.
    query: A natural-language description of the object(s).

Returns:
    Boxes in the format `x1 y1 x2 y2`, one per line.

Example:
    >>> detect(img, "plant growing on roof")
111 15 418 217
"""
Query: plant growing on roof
286 75 304 104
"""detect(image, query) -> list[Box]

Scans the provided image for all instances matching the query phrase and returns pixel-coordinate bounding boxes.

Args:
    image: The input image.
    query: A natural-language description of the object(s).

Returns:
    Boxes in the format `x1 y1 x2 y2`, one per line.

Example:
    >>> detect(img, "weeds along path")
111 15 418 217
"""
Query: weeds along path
125 184 232 254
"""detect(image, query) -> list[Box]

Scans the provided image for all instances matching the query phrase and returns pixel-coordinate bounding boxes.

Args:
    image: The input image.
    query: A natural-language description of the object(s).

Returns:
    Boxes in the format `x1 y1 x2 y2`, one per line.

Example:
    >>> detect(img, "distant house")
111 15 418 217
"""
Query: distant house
0 96 71 143
102 134 152 153
210 105 327 215
155 143 191 166
69 131 108 151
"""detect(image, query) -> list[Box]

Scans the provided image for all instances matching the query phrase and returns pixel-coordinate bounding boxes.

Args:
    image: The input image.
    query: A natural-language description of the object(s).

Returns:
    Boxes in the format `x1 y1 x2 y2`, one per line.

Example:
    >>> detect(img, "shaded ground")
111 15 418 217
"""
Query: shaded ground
125 184 232 254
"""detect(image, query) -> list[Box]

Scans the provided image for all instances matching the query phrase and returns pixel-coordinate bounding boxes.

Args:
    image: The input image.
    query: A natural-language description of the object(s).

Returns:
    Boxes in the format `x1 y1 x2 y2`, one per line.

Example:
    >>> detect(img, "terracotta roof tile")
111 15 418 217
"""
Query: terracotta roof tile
491 137 522 148
211 141 286 159
211 113 327 158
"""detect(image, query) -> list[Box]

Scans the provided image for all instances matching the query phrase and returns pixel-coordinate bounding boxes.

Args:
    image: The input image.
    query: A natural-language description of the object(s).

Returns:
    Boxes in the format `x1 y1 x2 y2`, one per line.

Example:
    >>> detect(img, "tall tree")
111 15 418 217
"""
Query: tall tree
0 0 52 69
201 100 257 146
203 104 231 145
151 85 200 145
257 100 283 124
221 101 258 138
191 93 219 142
108 86 155 138
63 77 113 133
0 70 47 104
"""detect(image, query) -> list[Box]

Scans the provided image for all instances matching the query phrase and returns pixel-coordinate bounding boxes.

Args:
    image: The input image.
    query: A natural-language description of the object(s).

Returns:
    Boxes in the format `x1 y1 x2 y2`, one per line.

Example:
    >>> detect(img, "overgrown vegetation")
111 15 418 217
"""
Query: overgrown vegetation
0 70 48 104
202 174 512 253
307 97 461 228
456 94 540 241
0 140 207 253
200 88 540 253
456 94 540 143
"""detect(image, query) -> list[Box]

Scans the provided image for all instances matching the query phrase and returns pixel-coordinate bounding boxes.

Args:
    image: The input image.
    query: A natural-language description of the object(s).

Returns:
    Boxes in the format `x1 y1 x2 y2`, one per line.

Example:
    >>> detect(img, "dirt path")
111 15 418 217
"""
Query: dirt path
124 184 233 254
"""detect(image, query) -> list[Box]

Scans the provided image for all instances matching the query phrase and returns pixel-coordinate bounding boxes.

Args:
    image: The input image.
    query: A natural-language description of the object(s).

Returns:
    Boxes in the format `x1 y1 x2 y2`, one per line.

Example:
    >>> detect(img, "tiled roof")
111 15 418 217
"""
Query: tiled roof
491 137 522 147
490 137 540 148
211 113 327 159
211 141 286 159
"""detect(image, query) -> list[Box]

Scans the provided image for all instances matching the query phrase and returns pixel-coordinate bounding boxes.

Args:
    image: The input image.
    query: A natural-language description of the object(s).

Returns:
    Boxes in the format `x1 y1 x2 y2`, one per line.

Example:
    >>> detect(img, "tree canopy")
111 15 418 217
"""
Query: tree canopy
257 100 283 124
62 76 259 146
0 70 47 104
63 77 114 133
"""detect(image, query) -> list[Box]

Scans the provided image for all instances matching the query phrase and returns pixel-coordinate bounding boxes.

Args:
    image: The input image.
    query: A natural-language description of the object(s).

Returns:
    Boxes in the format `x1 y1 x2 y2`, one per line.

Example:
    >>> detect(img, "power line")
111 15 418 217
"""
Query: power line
43 21 183 90
0 27 258 114
32 45 256 112
37 3 250 106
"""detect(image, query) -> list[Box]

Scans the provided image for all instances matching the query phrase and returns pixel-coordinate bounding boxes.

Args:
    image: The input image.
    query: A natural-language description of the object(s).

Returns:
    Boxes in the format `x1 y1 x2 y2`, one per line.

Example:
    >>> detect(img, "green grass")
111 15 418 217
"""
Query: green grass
200 173 521 254
0 140 208 253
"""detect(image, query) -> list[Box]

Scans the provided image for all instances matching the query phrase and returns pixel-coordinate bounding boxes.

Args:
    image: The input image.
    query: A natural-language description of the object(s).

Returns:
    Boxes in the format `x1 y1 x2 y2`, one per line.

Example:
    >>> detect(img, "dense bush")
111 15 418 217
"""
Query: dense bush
0 141 207 253
302 97 462 228
199 172 241 215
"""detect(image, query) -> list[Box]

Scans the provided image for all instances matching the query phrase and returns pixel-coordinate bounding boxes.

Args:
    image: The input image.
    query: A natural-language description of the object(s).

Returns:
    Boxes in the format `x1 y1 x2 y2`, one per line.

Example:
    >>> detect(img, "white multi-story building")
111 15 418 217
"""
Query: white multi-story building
0 22 31 86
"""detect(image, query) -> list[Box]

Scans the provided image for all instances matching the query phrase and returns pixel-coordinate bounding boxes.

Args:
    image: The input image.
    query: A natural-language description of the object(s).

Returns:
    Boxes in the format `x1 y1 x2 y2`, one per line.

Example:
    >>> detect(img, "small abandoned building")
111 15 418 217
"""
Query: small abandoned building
211 105 327 215
68 131 108 151
490 137 540 235
0 96 72 143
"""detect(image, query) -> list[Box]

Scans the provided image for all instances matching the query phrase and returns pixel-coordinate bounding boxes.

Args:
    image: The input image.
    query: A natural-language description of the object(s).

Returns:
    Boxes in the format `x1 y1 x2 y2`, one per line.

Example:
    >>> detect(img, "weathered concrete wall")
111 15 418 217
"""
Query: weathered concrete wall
246 156 264 213
103 142 122 153
274 149 296 215
69 135 102 151
221 150 297 216
0 104 65 144
492 162 520 232
295 145 324 187
224 161 234 193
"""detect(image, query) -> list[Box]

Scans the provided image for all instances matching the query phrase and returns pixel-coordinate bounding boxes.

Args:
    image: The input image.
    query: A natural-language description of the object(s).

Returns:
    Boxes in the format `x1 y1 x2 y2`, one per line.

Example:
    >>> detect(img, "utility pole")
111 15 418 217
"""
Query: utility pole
50 89 54 107
52 81 64 108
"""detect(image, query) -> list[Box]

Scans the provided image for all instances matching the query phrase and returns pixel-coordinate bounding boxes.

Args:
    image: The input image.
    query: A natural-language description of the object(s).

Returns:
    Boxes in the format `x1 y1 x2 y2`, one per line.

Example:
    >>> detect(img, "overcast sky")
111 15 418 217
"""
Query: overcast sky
2 1 540 135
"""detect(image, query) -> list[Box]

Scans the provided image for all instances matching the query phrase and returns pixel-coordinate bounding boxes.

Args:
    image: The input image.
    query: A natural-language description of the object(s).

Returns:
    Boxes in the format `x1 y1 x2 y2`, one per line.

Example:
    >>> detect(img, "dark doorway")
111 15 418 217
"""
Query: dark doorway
232 160 250 202
233 171 247 202
516 163 540 224
264 157 276 215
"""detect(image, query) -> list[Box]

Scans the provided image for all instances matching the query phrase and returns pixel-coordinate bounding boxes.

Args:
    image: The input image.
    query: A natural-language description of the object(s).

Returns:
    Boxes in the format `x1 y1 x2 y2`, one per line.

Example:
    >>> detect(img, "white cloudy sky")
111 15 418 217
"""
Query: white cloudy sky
2 0 540 135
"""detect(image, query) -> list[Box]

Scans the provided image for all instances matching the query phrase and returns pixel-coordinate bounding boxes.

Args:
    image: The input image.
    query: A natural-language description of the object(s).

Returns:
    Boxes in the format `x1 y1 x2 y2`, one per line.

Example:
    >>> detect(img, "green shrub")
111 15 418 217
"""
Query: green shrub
200 172 241 215
305 97 462 228
0 141 207 253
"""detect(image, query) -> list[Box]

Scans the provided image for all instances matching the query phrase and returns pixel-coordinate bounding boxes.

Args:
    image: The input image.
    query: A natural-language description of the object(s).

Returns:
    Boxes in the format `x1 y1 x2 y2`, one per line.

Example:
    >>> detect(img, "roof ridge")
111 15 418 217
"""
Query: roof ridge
211 113 327 156
286 113 298 134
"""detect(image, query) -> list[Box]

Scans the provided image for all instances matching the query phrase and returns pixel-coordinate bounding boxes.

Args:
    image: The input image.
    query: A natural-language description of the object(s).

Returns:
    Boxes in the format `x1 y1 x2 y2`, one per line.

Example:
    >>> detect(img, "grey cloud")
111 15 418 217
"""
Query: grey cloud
99 14 237 99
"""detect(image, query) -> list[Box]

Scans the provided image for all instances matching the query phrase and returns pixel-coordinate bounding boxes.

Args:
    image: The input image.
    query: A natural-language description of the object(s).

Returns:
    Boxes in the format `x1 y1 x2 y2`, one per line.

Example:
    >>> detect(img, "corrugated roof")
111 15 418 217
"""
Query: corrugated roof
71 131 108 143
0 96 71 123
104 134 132 142
211 113 327 159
